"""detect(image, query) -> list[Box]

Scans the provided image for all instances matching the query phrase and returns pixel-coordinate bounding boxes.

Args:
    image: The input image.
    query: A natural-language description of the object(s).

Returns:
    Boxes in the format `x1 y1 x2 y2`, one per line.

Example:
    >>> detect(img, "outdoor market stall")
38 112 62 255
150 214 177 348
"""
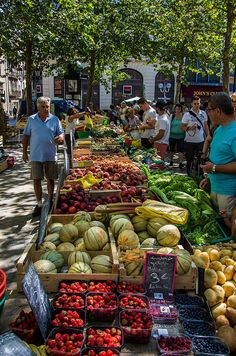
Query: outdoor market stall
0 126 235 355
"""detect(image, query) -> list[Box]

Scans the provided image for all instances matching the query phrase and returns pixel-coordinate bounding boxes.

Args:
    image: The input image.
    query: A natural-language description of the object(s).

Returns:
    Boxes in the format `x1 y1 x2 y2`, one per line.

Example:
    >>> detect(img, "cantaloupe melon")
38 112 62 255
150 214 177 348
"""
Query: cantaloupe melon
57 242 75 252
156 224 180 247
74 221 90 238
138 231 152 243
147 218 167 237
117 230 139 248
39 241 57 251
47 222 63 234
131 215 148 232
91 255 112 273
111 218 134 238
73 211 91 223
68 262 92 274
90 221 106 230
68 251 91 267
40 251 64 270
84 227 108 250
34 260 57 273
109 214 130 227
59 224 78 243
44 233 60 246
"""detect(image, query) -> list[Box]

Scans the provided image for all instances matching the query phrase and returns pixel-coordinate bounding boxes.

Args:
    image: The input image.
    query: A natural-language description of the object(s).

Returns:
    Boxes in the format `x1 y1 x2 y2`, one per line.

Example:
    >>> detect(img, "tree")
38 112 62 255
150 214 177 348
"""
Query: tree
144 0 224 103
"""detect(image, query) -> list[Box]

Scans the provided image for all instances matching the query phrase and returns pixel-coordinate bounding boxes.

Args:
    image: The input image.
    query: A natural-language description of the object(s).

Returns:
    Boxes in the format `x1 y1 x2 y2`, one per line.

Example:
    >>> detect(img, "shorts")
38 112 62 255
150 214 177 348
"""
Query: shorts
211 193 236 218
153 142 168 160
31 161 58 180
169 137 184 153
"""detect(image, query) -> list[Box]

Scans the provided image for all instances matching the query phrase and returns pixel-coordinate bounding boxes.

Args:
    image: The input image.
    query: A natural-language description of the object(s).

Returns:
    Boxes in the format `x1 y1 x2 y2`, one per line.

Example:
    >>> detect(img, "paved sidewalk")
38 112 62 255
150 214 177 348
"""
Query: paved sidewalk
0 146 63 290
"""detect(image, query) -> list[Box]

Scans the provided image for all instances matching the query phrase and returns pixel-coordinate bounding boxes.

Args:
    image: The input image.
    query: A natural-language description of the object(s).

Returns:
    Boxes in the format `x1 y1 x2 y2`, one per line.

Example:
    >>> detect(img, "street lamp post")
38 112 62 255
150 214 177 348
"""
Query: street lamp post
158 82 172 102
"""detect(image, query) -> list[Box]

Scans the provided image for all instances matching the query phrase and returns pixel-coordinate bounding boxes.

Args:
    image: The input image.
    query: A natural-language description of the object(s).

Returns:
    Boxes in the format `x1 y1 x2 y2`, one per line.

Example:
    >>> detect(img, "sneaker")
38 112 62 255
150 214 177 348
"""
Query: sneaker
179 163 185 169
169 161 173 166
32 205 42 217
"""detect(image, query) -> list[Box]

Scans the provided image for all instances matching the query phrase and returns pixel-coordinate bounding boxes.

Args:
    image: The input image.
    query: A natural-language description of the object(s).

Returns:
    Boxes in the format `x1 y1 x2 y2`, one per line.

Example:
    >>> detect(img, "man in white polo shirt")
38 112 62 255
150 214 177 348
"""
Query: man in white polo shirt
182 95 209 175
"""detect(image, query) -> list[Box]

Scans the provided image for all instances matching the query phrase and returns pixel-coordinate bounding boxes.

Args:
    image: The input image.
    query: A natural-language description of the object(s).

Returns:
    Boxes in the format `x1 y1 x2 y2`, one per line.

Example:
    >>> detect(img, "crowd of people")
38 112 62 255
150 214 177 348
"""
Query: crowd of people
22 93 236 239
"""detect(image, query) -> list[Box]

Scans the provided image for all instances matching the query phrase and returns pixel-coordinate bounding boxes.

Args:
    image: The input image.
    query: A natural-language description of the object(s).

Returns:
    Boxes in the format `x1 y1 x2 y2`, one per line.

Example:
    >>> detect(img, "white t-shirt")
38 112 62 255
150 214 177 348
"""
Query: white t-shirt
154 114 170 144
141 107 157 138
182 110 207 143
65 116 76 134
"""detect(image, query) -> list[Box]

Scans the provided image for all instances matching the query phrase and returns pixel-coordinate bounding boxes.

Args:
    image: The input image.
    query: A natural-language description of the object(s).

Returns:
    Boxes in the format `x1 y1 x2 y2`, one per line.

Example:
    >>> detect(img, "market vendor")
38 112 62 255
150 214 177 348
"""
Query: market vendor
137 97 157 149
200 92 236 230
124 108 142 139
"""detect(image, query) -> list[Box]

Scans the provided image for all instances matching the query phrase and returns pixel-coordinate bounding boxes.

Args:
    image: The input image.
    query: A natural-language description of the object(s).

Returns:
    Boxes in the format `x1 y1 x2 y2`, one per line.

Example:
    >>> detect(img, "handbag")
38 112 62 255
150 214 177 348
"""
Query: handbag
189 110 207 138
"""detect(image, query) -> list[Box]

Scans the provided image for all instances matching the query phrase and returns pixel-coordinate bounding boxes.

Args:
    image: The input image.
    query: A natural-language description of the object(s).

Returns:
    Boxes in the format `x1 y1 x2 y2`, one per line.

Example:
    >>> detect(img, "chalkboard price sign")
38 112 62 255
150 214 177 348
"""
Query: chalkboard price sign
22 263 51 340
143 252 177 298
0 331 35 355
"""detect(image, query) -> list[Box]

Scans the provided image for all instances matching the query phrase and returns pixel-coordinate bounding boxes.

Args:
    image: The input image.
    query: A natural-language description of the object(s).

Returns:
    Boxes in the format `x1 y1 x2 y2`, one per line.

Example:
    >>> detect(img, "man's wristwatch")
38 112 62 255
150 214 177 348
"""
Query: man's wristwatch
211 164 216 173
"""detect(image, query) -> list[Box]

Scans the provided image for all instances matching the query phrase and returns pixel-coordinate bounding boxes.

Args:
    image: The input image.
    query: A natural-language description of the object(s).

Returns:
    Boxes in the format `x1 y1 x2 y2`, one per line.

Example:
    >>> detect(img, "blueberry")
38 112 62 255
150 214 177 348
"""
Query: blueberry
183 320 215 337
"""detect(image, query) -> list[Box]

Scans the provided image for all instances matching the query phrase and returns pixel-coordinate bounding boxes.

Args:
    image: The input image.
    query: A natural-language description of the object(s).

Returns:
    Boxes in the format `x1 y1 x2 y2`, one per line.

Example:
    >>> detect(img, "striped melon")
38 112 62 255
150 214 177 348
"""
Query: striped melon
156 225 181 247
47 222 63 234
147 218 168 237
131 215 148 232
74 238 86 251
91 255 112 273
157 247 174 254
90 221 106 230
68 261 92 274
110 214 130 228
84 227 108 250
39 241 56 251
40 251 64 270
57 242 75 252
117 230 139 248
74 221 91 238
59 224 78 243
44 233 60 246
173 248 192 275
73 211 91 223
68 251 91 267
141 238 156 247
124 261 143 276
138 231 152 243
111 218 134 238
34 260 57 273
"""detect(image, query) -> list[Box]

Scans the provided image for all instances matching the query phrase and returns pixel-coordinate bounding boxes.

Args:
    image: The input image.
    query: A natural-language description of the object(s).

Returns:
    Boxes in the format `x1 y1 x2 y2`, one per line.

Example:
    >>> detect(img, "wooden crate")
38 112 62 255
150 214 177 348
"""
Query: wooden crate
119 262 198 291
0 160 8 173
16 218 119 292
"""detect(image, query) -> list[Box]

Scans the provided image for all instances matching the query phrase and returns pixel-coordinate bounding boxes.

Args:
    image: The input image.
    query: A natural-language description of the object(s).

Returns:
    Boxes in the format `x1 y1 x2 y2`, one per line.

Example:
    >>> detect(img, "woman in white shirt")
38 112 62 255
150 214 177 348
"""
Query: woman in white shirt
65 107 85 164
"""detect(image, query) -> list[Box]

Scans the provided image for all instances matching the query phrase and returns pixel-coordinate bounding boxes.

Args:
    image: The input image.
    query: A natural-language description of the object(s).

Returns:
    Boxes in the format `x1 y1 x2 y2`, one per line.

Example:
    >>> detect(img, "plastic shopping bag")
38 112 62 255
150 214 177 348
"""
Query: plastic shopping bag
135 199 189 225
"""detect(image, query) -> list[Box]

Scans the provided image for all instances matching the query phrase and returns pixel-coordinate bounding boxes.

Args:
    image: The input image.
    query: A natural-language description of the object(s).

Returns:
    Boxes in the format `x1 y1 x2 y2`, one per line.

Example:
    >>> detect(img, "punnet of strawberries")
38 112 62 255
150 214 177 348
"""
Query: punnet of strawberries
87 293 117 322
157 335 192 353
58 281 87 294
9 310 39 343
46 329 84 355
118 294 149 310
119 310 153 343
51 309 85 328
86 327 123 348
88 280 117 293
81 348 120 356
52 293 85 309
117 281 145 294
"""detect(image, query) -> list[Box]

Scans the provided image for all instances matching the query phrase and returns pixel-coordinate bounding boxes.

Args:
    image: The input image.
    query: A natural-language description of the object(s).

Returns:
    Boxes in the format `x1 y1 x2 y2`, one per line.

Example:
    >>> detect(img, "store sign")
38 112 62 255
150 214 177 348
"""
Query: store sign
143 252 177 298
36 84 42 93
123 85 132 95
181 85 223 98
54 78 63 97
0 331 35 355
22 263 52 340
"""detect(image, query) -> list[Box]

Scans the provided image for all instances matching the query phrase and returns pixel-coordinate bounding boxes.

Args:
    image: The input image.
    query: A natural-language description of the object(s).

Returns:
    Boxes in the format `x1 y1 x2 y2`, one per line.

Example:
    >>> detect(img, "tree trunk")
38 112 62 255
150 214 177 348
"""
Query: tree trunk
174 62 183 104
25 41 33 115
222 1 235 93
86 51 96 108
